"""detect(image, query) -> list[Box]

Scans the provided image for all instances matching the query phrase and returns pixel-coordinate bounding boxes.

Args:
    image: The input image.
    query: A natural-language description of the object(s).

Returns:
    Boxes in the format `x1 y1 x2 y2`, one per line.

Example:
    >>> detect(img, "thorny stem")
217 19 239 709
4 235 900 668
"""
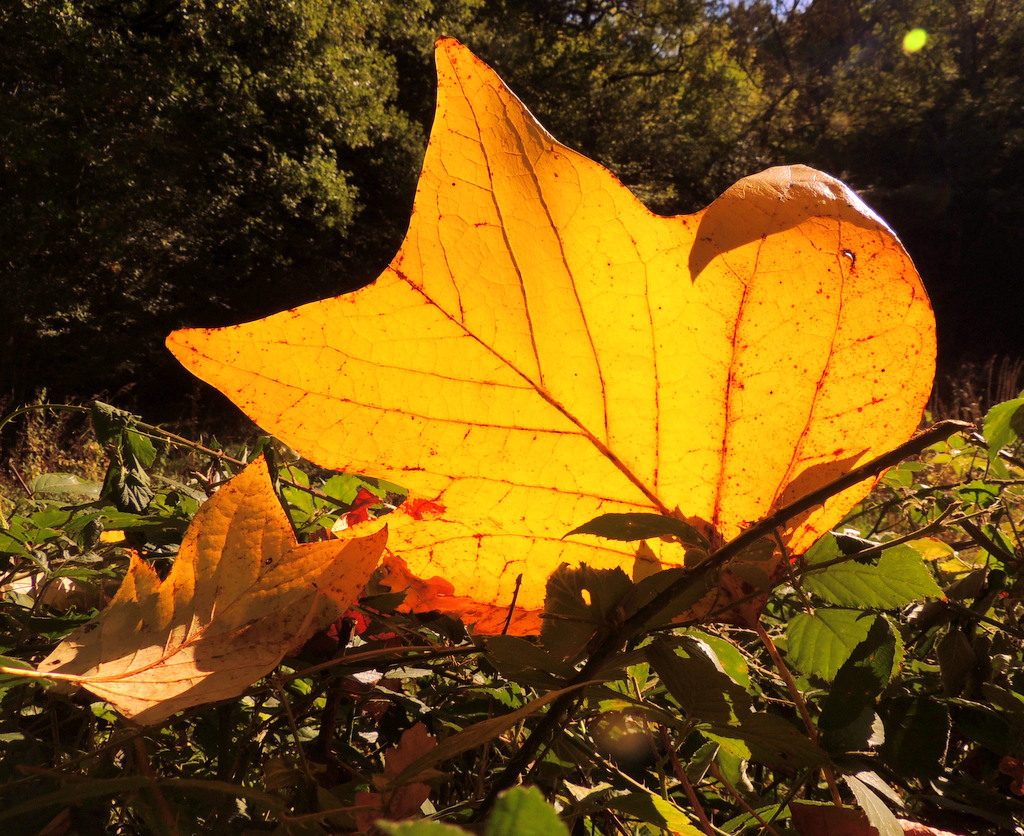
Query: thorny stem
791 503 958 579
659 726 715 836
709 761 784 836
959 517 1022 567
754 620 843 807
475 420 968 816
271 678 317 789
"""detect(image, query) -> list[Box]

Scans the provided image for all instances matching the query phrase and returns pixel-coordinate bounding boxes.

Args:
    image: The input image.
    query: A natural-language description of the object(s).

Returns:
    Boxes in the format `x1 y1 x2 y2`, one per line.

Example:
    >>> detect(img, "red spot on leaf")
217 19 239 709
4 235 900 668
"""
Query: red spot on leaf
404 498 446 520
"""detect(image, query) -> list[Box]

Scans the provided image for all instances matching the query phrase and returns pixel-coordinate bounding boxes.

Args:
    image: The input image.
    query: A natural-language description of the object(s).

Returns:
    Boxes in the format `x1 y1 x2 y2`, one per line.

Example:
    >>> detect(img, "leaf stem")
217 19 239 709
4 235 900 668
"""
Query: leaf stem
658 725 715 835
708 761 784 836
132 736 181 836
753 620 842 806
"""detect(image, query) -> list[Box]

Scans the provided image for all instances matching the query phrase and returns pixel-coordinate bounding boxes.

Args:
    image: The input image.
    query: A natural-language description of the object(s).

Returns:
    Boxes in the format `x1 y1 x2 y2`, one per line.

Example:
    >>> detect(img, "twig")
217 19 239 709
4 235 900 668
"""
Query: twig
270 678 317 789
132 736 180 836
709 761 784 836
503 574 524 635
959 517 1022 568
754 621 842 807
791 504 958 579
659 726 715 836
8 462 32 497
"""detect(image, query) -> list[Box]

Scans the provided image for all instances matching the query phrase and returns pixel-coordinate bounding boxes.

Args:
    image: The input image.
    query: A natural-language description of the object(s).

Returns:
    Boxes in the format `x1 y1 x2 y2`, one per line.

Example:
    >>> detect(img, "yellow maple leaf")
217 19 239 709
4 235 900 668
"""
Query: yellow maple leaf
27 457 386 725
166 39 935 634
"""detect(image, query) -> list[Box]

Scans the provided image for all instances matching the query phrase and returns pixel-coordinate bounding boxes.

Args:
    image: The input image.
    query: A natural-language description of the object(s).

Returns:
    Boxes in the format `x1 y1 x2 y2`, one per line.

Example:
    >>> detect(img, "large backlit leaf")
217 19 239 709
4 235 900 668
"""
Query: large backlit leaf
167 39 935 634
29 457 386 725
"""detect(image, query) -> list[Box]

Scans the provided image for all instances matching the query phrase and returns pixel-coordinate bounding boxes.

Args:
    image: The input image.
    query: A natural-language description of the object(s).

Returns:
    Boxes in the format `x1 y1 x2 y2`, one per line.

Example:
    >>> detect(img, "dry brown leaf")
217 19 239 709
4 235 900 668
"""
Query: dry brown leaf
355 722 438 830
33 457 386 725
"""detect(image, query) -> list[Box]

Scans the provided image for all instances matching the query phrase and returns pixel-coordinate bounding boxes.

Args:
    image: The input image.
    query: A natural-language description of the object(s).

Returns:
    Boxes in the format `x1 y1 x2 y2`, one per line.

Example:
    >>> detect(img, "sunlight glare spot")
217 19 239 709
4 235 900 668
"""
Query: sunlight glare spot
902 28 928 54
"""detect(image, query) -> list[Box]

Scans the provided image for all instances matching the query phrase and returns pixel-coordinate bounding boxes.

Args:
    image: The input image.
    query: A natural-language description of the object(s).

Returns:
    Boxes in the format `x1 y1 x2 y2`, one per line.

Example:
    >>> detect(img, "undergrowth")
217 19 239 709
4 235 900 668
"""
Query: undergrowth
1 394 1024 835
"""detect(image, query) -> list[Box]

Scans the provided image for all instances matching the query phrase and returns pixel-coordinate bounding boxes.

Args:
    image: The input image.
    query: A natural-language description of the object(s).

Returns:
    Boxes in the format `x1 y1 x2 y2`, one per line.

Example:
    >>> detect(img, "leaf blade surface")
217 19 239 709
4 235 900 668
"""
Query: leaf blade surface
167 39 935 632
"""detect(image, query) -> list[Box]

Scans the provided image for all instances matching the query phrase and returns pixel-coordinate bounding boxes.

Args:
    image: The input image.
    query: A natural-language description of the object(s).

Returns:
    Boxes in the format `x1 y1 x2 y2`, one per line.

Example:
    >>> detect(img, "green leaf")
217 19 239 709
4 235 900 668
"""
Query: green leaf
322 473 383 506
540 564 632 660
90 401 133 447
787 610 876 682
0 530 30 558
486 635 575 689
485 786 570 836
566 513 708 547
616 565 716 631
101 462 153 514
390 682 593 787
606 791 703 834
843 773 902 836
951 701 1011 754
0 656 44 692
937 629 976 697
802 542 942 608
29 473 102 498
647 639 752 725
819 617 899 751
378 821 471 836
983 397 1024 454
706 713 829 768
91 402 156 513
124 428 156 468
881 696 950 780
685 629 752 691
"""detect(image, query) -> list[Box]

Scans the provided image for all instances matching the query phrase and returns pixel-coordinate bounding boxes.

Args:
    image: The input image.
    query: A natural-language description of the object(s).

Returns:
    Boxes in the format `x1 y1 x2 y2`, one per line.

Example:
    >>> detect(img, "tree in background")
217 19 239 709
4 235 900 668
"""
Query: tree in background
3 0 1022 411
724 0 1024 365
468 0 772 212
1 0 476 405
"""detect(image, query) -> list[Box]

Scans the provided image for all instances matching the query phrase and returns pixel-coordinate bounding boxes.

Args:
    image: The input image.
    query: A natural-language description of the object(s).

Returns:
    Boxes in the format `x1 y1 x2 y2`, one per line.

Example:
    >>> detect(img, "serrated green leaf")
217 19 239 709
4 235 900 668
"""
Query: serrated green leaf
485 786 570 836
685 629 751 691
802 543 942 608
486 635 574 689
881 697 949 780
90 401 133 446
101 462 153 514
819 617 899 752
843 774 902 836
616 565 715 631
607 791 703 835
983 397 1024 454
540 564 632 660
787 610 876 682
647 639 752 724
707 713 828 768
124 428 157 468
824 618 898 710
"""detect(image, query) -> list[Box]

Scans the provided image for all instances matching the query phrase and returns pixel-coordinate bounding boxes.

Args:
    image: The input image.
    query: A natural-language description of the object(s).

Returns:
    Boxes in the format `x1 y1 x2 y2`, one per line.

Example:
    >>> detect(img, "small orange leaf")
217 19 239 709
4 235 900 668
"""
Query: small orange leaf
167 39 935 633
33 457 386 725
355 722 438 830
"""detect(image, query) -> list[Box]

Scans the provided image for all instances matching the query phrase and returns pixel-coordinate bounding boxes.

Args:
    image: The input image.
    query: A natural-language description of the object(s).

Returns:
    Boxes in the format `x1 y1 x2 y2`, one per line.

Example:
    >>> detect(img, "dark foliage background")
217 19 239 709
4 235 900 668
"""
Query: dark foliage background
3 0 1022 415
